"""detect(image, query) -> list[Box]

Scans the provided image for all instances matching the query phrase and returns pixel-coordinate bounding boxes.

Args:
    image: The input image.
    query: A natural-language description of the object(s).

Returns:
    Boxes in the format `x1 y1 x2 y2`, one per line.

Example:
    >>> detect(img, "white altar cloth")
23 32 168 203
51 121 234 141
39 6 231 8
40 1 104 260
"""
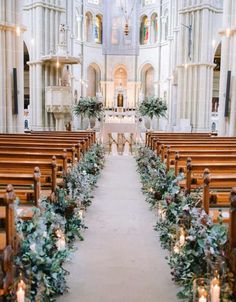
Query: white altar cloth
102 122 138 144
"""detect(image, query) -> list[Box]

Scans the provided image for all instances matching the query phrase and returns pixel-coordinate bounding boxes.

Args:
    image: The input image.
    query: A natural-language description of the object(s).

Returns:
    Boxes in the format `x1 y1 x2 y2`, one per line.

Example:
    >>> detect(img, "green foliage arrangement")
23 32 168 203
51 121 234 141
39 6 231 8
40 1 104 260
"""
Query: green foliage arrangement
9 143 105 302
138 96 167 119
135 146 234 301
73 97 104 119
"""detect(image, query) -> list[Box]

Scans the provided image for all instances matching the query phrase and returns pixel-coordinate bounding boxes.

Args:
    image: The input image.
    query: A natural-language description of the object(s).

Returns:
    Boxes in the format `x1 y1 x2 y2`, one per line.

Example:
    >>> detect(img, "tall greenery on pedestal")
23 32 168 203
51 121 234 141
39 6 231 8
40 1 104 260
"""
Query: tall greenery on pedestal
138 96 167 120
73 97 104 120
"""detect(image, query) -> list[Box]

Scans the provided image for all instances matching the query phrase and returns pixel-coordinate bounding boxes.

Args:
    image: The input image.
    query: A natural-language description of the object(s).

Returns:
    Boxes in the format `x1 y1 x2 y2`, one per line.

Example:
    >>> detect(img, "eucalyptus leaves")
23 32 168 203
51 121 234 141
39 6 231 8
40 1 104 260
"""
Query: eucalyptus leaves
138 96 167 119
73 97 104 119
10 144 105 302
136 147 234 301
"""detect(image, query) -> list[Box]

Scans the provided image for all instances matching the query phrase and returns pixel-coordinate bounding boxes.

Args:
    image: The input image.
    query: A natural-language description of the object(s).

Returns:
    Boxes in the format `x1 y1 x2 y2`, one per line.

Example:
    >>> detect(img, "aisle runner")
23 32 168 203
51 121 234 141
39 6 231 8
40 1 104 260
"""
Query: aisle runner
58 156 177 302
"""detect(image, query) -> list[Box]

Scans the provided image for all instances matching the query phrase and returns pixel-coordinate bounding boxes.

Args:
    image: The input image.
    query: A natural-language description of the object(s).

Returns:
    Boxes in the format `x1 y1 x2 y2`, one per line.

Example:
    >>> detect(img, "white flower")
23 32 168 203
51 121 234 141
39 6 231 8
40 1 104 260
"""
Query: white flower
56 239 66 251
43 231 47 238
186 235 194 241
210 247 215 254
30 243 36 252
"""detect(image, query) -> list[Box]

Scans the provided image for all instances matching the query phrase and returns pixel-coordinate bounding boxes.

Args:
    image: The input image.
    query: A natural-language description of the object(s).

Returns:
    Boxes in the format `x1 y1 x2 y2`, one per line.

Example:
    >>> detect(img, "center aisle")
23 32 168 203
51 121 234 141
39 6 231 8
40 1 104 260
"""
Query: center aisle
58 156 178 302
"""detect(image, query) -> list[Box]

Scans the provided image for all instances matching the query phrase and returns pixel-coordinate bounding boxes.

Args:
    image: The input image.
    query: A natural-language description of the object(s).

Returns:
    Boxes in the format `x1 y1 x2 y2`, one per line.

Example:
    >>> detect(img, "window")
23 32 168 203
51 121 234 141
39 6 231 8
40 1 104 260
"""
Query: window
150 13 158 43
140 15 149 45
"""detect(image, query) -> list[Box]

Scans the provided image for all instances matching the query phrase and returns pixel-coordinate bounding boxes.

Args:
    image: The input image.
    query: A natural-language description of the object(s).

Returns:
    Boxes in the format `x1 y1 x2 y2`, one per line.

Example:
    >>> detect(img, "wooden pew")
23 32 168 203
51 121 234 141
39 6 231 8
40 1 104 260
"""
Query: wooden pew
173 153 236 175
167 149 236 172
0 146 76 165
0 167 41 206
145 132 213 148
229 189 236 295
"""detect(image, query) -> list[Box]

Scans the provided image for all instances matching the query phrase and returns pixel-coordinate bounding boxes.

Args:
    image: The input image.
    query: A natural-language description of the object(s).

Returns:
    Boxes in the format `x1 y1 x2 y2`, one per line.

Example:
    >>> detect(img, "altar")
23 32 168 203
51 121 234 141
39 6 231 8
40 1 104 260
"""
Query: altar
101 111 139 154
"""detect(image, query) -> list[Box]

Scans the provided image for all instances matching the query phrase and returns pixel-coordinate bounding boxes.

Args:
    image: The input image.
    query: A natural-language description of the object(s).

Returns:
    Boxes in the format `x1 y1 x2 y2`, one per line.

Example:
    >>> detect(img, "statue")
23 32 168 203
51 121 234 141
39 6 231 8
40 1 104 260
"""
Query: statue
59 24 67 46
57 24 67 55
117 93 124 107
61 65 70 87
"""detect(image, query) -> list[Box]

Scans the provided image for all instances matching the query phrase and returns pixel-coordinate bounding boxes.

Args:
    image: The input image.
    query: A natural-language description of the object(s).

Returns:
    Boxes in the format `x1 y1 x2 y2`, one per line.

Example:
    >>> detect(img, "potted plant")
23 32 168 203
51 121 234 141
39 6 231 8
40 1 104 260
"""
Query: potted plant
73 97 104 129
138 96 167 130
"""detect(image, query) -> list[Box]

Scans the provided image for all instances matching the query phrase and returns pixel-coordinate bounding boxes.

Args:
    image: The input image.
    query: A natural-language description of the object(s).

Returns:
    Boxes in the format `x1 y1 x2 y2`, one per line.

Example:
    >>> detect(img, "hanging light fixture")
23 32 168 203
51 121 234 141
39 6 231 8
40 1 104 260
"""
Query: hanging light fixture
120 0 136 36
124 22 129 36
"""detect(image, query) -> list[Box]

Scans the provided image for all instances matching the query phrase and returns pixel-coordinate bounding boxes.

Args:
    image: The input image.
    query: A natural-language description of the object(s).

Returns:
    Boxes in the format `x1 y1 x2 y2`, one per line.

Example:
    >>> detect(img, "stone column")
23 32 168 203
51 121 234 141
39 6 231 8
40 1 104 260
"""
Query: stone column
218 0 236 136
24 0 65 130
176 1 223 132
0 0 24 133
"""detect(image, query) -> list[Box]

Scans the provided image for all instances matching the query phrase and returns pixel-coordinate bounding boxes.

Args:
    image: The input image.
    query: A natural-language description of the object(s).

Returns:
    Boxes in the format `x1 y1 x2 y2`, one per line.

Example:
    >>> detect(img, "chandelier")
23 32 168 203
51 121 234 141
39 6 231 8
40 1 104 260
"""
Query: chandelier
120 0 136 36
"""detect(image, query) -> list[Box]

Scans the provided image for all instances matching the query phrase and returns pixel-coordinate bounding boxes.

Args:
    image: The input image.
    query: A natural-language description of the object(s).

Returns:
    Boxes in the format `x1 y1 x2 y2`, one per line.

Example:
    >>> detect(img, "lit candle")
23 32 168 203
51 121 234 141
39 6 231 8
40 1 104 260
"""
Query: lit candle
173 244 180 254
179 234 185 246
210 278 220 302
56 238 66 251
16 286 25 302
199 296 207 302
198 288 208 302
79 210 84 219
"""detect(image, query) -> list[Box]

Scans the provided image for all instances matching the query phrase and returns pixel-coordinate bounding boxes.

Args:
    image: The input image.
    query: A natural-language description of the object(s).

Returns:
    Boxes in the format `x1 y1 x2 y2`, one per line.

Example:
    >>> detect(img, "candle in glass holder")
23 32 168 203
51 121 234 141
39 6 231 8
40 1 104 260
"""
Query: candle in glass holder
199 296 207 302
173 244 180 254
179 233 185 246
210 277 220 302
198 288 208 302
57 237 66 251
16 286 25 302
79 210 84 219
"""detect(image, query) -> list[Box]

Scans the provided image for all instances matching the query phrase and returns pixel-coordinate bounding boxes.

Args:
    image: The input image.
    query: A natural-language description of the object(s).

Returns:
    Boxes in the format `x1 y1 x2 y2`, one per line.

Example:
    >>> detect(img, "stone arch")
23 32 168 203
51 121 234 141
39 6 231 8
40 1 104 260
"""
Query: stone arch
86 63 101 97
95 14 103 44
23 41 30 129
150 12 158 44
114 65 128 88
140 63 155 97
85 11 93 42
211 42 221 131
140 15 149 45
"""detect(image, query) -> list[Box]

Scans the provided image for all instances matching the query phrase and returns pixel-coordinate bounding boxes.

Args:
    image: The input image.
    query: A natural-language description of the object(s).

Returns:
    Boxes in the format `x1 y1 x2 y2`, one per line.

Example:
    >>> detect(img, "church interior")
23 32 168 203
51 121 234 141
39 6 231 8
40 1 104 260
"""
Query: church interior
0 0 236 301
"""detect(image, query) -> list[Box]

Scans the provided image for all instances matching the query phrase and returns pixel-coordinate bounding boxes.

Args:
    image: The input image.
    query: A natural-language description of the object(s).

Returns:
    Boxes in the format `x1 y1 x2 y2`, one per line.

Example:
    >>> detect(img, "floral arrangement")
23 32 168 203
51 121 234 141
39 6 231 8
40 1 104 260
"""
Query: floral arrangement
9 143 105 301
138 96 167 119
135 146 235 300
73 97 104 120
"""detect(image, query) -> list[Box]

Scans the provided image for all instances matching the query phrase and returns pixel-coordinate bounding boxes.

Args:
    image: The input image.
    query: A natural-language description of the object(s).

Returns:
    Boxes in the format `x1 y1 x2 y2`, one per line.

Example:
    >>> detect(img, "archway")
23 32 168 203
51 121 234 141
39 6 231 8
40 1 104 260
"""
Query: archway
140 15 149 45
87 64 101 97
211 43 221 132
85 12 93 42
95 15 103 44
150 13 158 44
114 67 127 88
114 67 128 108
140 64 155 97
23 42 30 129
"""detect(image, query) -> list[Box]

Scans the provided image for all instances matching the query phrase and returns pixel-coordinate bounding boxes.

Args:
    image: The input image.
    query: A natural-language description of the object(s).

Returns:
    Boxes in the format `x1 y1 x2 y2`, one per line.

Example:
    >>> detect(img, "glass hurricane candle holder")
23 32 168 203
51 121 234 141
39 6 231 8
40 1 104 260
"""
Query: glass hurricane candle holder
157 203 166 222
210 275 221 302
193 278 210 302
175 225 186 247
207 256 227 282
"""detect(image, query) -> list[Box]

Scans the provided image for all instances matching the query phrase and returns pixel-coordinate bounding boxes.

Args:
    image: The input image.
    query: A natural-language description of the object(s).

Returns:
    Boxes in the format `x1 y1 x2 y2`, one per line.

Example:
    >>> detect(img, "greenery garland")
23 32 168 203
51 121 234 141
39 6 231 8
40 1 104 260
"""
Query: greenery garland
136 146 235 301
8 143 105 301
